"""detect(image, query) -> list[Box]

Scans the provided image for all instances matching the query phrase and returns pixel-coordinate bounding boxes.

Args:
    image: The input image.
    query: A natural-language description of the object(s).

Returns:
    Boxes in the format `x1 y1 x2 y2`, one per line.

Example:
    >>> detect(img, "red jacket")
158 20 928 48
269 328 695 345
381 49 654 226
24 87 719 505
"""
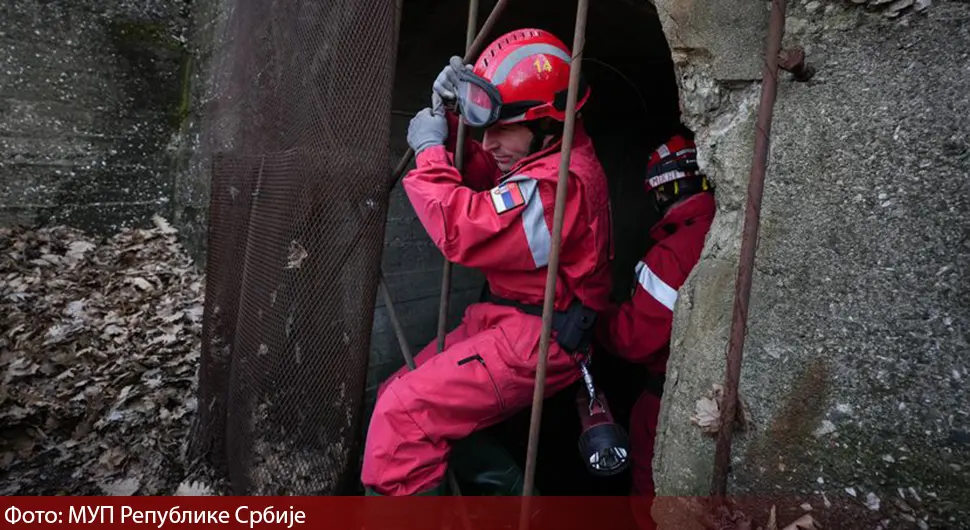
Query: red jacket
596 192 715 373
403 113 613 312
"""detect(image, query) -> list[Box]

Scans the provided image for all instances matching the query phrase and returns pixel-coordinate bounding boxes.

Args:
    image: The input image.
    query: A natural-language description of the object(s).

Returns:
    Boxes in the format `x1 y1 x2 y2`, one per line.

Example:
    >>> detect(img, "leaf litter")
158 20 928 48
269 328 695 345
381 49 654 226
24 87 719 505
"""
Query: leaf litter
0 219 226 495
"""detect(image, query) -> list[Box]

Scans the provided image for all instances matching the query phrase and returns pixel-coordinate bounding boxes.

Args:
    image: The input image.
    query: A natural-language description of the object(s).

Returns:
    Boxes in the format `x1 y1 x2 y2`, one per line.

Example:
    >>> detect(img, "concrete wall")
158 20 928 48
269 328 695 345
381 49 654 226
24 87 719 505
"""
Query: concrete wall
170 0 231 264
0 0 190 235
653 0 970 526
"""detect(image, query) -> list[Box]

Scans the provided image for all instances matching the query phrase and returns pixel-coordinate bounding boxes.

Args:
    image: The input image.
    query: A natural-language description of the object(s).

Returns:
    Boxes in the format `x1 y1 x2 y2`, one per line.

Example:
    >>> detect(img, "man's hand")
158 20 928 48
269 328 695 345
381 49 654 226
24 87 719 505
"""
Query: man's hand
407 107 448 155
432 56 472 105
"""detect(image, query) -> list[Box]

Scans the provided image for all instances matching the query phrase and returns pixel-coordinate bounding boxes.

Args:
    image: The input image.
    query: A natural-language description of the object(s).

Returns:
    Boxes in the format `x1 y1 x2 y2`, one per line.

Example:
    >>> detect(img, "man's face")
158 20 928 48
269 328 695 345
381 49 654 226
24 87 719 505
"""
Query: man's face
482 123 534 172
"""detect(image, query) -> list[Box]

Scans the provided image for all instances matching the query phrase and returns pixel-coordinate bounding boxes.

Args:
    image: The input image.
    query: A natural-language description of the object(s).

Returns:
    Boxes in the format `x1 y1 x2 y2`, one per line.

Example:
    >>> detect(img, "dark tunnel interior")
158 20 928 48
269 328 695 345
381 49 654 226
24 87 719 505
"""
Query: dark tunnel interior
387 0 684 495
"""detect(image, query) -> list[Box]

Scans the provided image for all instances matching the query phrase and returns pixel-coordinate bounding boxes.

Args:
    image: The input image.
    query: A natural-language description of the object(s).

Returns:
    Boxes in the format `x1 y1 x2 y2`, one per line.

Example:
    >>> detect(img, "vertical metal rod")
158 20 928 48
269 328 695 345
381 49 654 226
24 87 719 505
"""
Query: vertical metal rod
520 0 591 503
435 266 454 352
710 0 787 499
379 274 472 521
379 276 416 370
387 0 511 192
432 0 481 504
435 0 479 354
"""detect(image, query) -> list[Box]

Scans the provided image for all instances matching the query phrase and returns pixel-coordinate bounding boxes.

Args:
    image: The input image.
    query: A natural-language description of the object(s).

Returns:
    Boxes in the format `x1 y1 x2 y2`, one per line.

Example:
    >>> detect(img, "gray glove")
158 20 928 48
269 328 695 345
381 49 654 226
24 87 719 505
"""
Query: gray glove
407 107 448 155
432 56 466 100
432 56 472 112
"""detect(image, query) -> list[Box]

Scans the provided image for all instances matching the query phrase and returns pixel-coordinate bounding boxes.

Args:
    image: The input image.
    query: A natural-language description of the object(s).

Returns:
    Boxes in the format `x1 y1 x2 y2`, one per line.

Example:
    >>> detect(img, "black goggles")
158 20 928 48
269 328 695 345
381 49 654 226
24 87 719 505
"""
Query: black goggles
454 69 542 128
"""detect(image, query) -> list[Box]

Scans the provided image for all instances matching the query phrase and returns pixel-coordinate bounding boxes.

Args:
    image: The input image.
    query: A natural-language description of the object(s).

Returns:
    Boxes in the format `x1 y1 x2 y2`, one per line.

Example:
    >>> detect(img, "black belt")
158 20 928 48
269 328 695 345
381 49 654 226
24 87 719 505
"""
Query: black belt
482 291 597 354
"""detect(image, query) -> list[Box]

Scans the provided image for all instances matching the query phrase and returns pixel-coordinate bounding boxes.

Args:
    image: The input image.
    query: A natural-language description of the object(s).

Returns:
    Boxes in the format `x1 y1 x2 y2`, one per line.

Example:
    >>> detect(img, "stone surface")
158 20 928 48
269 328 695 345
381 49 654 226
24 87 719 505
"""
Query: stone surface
0 0 191 235
654 81 761 496
170 0 231 265
654 0 769 81
656 0 970 526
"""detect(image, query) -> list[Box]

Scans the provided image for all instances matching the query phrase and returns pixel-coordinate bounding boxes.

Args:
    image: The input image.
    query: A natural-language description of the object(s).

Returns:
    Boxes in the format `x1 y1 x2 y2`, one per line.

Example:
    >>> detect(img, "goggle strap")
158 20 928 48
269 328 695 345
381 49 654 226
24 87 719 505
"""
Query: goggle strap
552 74 588 112
500 100 544 120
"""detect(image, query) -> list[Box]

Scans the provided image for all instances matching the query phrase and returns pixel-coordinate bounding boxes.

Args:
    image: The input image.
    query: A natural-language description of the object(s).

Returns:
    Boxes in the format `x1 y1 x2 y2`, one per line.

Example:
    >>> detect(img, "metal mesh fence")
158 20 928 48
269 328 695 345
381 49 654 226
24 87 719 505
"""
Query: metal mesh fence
187 0 400 495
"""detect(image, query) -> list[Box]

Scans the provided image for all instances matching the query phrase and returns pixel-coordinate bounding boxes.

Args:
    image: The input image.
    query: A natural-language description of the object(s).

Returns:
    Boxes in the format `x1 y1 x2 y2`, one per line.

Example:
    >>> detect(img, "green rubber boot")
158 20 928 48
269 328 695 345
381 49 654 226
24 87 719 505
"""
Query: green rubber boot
362 480 448 530
449 431 533 496
364 480 447 496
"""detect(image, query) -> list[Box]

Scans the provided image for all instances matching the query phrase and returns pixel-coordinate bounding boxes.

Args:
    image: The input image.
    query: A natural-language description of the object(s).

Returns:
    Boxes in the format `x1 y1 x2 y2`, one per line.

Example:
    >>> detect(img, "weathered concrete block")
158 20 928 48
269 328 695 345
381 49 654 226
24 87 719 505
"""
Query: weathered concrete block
0 0 190 235
654 85 760 495
654 0 768 81
655 1 970 524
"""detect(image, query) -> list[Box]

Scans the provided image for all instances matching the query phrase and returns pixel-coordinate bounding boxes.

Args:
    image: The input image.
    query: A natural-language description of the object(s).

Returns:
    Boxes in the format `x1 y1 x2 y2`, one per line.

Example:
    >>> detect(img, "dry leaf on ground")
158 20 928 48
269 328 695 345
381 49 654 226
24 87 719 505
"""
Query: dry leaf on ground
0 220 224 495
286 240 308 269
174 480 216 496
691 383 754 436
781 514 821 530
765 505 778 530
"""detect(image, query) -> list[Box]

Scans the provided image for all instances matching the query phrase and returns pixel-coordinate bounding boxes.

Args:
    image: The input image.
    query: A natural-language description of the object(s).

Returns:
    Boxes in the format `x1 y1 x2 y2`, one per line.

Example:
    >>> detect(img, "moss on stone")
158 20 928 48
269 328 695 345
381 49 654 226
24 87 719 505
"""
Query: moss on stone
106 18 191 130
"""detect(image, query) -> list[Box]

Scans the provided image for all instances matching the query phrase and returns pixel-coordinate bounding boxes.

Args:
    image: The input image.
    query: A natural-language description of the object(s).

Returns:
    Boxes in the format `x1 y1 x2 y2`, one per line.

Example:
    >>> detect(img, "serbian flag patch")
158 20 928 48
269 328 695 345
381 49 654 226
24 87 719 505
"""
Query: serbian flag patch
490 181 526 214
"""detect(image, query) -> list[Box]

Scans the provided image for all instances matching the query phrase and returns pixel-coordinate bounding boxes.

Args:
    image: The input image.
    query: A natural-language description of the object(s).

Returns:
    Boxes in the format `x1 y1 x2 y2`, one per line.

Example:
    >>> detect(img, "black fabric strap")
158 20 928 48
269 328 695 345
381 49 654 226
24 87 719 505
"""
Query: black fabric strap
482 291 596 354
482 291 568 329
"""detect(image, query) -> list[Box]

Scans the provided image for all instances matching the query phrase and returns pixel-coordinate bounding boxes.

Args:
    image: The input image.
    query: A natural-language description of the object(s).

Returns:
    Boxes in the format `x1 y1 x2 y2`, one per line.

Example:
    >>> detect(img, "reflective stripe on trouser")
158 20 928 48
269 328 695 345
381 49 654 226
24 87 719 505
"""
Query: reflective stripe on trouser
361 302 583 496
629 390 662 497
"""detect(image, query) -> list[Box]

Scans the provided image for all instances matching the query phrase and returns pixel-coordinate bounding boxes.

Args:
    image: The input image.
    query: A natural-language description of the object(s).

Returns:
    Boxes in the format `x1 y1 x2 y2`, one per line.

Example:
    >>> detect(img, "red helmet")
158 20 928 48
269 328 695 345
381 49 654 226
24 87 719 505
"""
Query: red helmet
644 134 713 199
456 28 589 127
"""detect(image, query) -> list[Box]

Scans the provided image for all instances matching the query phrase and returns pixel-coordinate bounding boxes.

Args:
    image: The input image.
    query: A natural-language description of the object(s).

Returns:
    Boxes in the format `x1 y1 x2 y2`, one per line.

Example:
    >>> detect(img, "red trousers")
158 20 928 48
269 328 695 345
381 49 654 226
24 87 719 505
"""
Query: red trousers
628 389 661 530
629 389 662 496
361 302 583 496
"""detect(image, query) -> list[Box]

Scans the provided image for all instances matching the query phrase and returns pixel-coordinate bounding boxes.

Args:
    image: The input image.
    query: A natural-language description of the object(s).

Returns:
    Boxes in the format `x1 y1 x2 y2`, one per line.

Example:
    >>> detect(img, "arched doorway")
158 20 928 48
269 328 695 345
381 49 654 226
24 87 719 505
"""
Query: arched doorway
376 0 684 495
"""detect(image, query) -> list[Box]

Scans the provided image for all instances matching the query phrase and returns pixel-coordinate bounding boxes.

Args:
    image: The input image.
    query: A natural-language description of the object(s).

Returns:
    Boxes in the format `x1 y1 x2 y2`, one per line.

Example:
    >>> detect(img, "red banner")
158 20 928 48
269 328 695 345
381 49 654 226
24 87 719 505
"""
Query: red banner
1 496 656 530
0 495 887 529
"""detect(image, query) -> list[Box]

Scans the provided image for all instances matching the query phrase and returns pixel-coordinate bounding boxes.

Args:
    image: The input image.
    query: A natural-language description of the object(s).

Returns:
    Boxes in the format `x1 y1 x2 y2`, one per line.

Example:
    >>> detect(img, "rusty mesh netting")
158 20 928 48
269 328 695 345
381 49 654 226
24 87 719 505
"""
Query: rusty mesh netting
186 0 400 495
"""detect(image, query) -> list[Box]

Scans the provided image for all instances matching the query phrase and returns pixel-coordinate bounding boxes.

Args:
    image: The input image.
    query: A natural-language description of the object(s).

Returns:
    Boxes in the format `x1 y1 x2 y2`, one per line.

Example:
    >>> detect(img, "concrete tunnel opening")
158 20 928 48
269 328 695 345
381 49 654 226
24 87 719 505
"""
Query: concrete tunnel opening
372 0 694 495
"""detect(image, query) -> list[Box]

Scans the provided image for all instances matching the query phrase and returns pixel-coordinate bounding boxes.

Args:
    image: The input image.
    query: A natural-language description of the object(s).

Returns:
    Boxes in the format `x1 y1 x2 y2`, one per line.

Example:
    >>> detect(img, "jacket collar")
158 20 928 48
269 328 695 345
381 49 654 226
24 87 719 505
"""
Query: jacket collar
649 192 716 242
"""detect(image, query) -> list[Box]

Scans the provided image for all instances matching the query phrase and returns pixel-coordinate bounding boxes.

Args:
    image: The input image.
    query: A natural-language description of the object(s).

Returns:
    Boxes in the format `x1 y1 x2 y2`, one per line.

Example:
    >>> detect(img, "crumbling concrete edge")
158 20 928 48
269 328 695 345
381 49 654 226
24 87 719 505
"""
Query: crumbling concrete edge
650 15 767 496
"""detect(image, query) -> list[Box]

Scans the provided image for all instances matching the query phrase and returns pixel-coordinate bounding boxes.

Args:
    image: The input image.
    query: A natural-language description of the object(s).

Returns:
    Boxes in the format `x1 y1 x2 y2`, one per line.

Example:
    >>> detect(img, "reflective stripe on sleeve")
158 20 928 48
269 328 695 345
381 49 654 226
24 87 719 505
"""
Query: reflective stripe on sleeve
503 175 550 268
634 260 678 311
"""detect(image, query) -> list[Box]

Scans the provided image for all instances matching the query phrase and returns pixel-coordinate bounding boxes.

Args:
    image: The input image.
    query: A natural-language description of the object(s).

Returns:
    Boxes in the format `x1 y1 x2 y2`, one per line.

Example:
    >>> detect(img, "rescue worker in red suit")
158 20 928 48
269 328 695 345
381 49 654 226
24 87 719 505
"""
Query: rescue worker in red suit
361 29 613 496
596 130 716 498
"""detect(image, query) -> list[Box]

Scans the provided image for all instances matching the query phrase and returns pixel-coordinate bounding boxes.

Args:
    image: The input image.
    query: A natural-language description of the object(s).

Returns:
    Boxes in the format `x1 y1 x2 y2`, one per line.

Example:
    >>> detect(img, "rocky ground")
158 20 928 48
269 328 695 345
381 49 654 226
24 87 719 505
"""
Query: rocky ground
0 217 226 496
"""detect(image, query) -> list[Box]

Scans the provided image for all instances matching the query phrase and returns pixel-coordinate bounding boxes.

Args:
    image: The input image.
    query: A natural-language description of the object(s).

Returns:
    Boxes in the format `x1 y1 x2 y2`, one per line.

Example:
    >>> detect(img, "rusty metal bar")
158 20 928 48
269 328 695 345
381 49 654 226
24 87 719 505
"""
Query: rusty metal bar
387 0 510 192
710 0 788 499
377 284 473 516
435 264 453 351
778 46 815 82
378 275 416 370
429 0 481 502
435 0 480 354
377 275 469 509
520 0 591 502
378 0 479 503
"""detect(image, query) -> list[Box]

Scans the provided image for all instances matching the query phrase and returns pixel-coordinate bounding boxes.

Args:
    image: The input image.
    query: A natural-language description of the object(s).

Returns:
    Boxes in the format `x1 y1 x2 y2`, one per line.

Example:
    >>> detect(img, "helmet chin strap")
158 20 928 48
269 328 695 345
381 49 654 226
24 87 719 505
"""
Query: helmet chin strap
525 118 562 156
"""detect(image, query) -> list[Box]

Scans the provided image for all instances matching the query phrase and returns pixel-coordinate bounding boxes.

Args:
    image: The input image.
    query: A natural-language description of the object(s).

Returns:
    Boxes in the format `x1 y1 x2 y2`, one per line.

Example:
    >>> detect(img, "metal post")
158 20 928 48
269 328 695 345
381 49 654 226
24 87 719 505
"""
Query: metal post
378 275 416 370
434 0 480 354
520 0 591 501
386 0 511 192
710 0 788 499
378 274 474 523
